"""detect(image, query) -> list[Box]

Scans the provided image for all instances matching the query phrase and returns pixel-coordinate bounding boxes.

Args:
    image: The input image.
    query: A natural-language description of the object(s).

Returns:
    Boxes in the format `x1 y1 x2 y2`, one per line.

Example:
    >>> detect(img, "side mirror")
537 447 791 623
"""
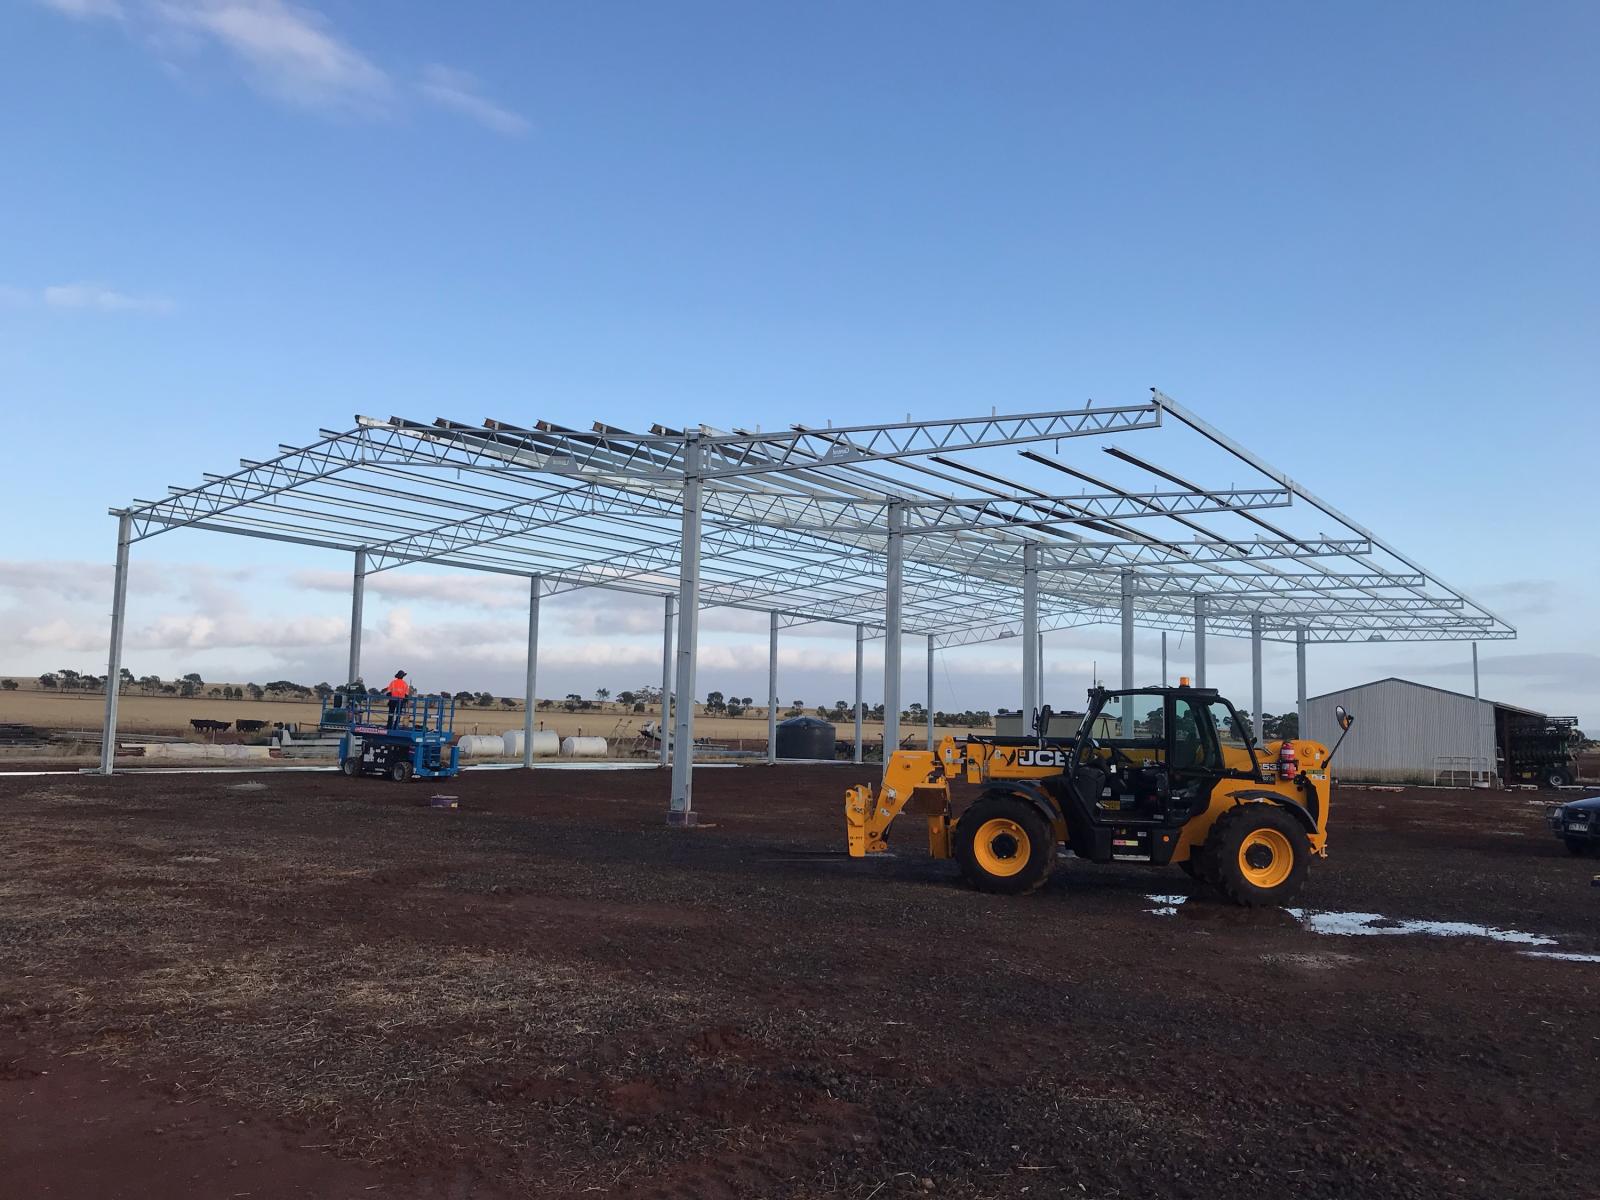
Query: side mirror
1336 705 1355 732
1034 704 1054 737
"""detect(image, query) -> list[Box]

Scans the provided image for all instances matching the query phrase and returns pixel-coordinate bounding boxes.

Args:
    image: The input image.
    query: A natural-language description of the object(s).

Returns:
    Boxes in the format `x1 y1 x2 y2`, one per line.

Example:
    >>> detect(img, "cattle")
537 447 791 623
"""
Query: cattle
190 719 232 733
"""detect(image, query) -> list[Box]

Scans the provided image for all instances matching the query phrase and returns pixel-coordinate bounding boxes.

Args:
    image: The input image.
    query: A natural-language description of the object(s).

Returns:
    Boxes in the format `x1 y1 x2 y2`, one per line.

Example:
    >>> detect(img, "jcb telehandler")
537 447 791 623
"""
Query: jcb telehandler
846 682 1354 906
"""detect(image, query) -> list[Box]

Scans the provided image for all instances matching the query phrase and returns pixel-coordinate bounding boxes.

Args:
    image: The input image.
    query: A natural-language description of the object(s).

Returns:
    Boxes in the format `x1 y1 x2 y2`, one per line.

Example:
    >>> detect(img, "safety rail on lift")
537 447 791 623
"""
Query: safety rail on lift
318 689 456 735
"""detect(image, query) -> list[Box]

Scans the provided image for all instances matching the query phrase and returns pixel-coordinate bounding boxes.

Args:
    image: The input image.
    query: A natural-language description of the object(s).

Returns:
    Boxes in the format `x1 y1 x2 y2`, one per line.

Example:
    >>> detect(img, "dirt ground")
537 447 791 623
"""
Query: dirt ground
1 765 1596 1199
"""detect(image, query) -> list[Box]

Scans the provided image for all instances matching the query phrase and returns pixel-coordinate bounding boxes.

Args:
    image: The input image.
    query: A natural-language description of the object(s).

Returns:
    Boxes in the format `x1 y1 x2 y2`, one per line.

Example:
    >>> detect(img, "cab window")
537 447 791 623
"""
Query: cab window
1170 698 1219 771
1209 702 1253 750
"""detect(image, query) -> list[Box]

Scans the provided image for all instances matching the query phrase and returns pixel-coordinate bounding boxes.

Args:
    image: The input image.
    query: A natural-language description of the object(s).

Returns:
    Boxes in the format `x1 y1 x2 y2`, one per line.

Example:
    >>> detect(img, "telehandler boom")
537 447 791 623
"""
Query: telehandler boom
846 682 1354 905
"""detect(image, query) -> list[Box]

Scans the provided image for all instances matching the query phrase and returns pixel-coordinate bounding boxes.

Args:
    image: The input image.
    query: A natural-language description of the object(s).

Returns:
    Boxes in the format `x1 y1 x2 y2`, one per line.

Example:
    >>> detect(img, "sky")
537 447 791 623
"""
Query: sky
2 0 1597 726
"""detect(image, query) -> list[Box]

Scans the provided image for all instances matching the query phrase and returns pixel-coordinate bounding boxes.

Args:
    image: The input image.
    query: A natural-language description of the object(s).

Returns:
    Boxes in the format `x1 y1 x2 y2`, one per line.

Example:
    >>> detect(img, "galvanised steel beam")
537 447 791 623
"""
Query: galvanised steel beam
1149 389 1513 637
931 608 1159 649
1033 538 1374 570
434 414 1323 635
1288 626 1516 644
1040 580 1446 605
367 421 1037 615
699 404 1164 478
659 486 1293 535
469 402 1163 482
425 419 1209 614
1019 445 1442 633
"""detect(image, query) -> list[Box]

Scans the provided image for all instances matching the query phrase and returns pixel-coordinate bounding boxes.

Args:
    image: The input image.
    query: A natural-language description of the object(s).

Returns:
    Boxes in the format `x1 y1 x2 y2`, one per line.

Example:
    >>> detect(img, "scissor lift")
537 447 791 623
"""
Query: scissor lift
321 690 460 782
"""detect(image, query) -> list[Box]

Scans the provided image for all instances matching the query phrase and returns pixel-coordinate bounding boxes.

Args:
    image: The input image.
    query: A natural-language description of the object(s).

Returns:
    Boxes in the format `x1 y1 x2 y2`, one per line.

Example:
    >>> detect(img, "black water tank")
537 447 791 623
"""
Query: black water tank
776 715 836 760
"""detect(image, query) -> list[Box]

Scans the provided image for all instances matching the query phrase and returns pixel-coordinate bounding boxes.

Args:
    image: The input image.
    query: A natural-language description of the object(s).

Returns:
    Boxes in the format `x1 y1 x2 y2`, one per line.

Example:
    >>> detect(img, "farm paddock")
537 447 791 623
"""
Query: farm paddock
2 765 1596 1200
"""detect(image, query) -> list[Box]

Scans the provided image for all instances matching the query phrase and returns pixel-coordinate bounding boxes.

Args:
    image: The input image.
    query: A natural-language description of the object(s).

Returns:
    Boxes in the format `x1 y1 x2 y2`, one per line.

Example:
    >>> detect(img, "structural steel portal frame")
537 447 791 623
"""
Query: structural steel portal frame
100 389 1514 820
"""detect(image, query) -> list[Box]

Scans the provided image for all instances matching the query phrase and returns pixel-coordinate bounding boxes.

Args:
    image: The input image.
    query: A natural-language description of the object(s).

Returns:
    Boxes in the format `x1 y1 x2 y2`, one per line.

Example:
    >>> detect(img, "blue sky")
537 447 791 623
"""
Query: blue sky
2 1 1596 724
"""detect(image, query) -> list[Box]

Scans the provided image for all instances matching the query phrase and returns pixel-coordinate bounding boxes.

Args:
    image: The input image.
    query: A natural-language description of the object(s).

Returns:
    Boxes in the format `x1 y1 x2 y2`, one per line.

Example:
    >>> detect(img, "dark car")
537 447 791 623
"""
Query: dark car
1548 795 1600 855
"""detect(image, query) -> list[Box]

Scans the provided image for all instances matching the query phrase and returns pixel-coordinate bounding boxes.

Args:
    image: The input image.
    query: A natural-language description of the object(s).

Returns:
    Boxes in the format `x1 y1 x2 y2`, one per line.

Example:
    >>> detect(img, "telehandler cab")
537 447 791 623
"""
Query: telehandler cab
845 682 1354 906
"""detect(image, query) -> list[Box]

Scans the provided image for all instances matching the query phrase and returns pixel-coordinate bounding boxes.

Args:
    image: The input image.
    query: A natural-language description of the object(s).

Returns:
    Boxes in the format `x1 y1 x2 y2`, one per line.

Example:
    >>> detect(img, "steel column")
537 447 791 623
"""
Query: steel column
767 610 779 764
99 511 132 776
1038 633 1045 706
926 638 935 748
660 594 675 767
1161 632 1168 686
669 436 704 822
882 502 905 755
1472 640 1486 783
1022 542 1039 722
347 548 366 686
853 623 865 764
522 576 540 769
1120 570 1135 736
1250 612 1263 743
1295 626 1307 731
1193 595 1207 688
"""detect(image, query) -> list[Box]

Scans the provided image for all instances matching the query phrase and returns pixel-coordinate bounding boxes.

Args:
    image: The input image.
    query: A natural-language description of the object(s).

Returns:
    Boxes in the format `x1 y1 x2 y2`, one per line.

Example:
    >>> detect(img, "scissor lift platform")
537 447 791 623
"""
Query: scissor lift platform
320 690 460 782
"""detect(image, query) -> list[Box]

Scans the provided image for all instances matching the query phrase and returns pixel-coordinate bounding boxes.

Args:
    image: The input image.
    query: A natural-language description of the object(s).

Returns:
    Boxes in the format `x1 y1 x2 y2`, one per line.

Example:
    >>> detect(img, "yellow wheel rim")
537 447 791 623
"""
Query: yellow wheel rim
973 817 1030 877
1238 828 1294 888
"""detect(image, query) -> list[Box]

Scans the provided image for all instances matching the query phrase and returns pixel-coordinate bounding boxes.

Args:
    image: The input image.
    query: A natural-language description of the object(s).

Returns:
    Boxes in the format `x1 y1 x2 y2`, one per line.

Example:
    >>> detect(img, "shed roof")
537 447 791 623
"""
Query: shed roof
1305 676 1542 717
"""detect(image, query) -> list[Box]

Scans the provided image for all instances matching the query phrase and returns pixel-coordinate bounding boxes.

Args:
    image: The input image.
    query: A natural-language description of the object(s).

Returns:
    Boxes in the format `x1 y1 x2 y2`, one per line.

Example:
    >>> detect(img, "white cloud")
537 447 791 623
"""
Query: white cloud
289 568 530 611
418 64 528 136
0 560 252 603
38 1 526 131
41 281 174 313
151 0 390 112
36 0 125 18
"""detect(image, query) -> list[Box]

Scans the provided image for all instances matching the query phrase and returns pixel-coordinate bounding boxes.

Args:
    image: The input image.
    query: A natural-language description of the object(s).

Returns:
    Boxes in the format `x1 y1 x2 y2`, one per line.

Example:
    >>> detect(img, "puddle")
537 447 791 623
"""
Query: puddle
1291 911 1555 945
1146 895 1556 946
226 781 267 792
173 855 220 864
1520 951 1600 963
1147 893 1186 916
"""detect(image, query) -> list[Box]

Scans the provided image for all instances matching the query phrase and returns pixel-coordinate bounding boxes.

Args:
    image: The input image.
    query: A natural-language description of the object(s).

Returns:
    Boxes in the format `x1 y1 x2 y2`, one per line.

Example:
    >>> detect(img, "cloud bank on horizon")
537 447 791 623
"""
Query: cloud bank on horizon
0 558 1587 726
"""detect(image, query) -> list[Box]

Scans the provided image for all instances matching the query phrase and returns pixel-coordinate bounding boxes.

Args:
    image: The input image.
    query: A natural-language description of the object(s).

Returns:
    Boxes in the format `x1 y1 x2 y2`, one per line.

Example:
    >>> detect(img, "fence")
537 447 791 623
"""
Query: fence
1432 755 1494 788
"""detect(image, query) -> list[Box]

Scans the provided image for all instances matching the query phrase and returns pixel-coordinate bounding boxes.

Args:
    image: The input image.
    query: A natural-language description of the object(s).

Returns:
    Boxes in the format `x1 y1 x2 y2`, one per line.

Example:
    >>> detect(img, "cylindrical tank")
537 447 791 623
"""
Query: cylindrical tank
560 736 608 758
457 734 506 757
776 716 836 760
502 729 560 757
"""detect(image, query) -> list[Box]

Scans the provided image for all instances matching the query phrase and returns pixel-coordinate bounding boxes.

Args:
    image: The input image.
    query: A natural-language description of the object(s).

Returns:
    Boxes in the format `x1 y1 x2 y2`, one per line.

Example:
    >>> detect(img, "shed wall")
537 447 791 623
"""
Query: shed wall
1305 680 1496 784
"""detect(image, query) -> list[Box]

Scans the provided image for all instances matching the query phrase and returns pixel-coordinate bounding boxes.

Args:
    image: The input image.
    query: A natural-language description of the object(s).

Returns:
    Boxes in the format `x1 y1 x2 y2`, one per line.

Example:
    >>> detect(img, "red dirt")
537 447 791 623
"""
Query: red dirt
1 765 1597 1199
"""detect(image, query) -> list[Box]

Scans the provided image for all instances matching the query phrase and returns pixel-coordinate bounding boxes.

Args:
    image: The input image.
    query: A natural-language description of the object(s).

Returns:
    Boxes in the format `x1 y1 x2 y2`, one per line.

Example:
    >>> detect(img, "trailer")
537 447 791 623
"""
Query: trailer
321 690 460 782
1499 713 1580 789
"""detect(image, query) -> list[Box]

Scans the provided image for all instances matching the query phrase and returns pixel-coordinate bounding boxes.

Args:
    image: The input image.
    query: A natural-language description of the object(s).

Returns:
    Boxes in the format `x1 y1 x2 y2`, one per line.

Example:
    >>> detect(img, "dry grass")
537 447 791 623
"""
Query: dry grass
0 686 981 743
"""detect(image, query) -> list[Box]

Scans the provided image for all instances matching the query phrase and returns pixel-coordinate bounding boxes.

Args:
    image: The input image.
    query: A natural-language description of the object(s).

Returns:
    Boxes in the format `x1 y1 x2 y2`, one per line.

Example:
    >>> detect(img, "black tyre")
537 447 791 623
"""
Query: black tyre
389 757 414 783
953 794 1056 895
1205 804 1309 907
341 756 360 778
1547 767 1574 789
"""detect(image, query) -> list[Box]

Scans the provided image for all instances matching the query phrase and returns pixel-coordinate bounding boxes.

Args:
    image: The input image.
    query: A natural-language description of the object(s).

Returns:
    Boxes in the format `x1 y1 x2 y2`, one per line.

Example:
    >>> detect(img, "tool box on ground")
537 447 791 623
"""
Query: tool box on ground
320 690 460 782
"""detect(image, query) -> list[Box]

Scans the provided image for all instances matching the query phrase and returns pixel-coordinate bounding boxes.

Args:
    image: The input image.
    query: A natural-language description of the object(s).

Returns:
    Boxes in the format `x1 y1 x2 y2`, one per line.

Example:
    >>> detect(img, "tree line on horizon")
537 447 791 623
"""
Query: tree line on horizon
12 672 995 726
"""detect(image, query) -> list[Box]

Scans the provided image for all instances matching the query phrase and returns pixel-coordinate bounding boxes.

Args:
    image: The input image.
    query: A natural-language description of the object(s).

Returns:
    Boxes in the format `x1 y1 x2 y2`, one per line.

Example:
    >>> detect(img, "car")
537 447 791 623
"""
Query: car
1547 794 1600 855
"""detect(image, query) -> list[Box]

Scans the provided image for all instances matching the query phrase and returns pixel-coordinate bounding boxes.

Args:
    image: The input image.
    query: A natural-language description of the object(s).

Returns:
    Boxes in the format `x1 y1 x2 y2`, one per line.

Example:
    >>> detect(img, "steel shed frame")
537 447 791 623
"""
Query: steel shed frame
100 389 1514 821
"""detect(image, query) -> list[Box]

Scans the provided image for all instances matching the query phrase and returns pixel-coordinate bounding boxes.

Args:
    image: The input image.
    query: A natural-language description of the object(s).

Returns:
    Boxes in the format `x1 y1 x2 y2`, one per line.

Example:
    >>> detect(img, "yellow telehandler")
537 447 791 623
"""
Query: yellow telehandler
846 683 1354 906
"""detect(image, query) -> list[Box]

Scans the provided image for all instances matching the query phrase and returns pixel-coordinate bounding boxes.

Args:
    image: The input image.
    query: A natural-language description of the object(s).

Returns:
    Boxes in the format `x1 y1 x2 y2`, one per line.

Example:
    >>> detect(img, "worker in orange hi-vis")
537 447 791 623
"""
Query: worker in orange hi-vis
385 670 412 728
